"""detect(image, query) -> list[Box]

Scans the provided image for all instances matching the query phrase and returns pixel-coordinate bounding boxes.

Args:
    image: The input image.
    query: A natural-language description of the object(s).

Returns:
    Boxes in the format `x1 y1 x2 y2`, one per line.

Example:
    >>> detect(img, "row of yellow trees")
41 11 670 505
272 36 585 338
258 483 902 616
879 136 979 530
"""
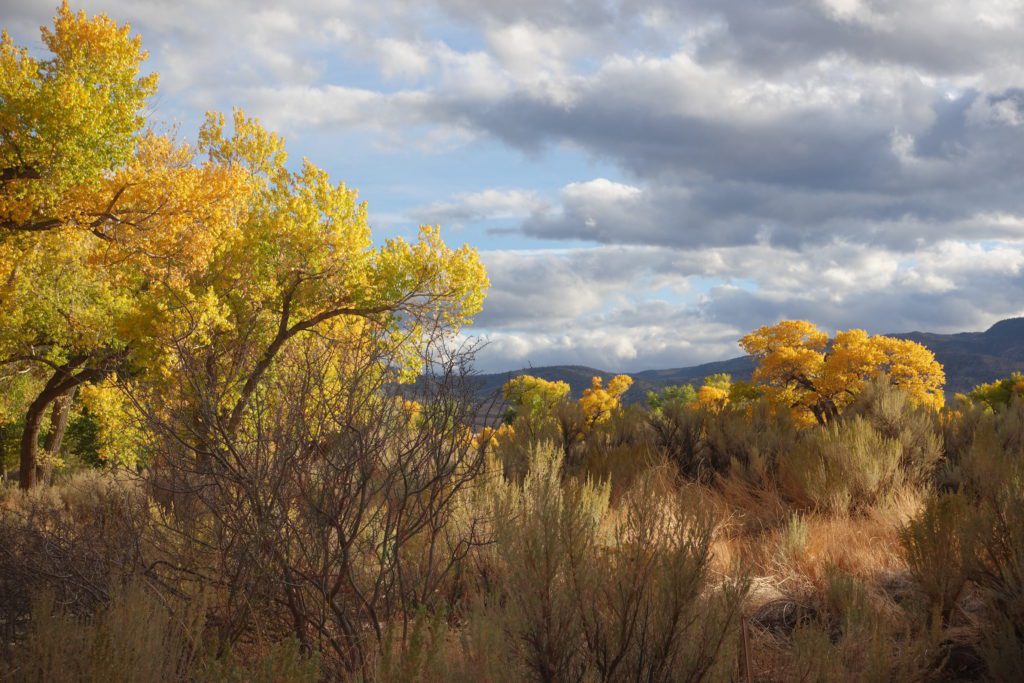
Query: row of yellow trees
501 320 947 431
0 5 489 488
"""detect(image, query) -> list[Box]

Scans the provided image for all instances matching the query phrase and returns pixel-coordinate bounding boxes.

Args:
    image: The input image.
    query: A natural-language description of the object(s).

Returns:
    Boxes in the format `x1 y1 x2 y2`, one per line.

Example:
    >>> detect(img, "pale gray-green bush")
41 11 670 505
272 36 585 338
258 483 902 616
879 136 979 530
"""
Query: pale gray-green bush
900 492 971 629
471 446 746 682
845 376 942 485
778 417 903 514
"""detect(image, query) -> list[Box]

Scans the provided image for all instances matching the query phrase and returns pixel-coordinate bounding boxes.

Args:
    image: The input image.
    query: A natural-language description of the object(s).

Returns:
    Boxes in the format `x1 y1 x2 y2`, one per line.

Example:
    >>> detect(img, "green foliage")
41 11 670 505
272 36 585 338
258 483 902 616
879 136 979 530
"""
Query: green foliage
966 371 1024 410
501 374 570 430
646 383 696 412
703 372 731 390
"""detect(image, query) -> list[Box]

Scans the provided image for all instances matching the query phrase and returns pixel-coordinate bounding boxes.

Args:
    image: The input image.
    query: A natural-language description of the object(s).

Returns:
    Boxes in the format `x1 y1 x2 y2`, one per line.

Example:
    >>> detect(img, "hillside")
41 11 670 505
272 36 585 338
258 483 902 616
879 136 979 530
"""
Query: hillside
473 317 1024 405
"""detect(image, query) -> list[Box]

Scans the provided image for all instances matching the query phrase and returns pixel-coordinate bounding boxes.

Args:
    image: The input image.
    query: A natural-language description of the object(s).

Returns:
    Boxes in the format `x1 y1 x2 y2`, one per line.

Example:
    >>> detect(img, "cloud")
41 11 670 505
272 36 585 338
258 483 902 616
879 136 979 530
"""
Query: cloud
411 189 548 225
7 0 1024 373
213 20 1024 252
468 241 1024 371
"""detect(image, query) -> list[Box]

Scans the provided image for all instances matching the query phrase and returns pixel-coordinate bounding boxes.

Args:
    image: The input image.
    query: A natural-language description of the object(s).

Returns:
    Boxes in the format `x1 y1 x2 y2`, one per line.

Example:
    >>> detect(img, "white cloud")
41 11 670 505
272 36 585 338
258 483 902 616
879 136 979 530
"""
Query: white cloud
7 0 1024 372
375 38 434 80
467 240 1024 371
411 189 548 225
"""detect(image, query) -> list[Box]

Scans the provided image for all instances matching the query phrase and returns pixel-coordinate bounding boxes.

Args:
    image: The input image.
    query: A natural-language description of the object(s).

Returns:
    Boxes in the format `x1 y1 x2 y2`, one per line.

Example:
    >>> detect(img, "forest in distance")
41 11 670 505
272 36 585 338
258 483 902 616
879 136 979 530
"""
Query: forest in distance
4 5 1024 682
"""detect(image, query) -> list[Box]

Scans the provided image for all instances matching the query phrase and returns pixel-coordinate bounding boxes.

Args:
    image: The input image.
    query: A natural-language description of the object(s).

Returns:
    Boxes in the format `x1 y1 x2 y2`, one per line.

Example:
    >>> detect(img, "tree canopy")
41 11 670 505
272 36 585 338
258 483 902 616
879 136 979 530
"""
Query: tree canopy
965 372 1024 410
740 320 945 425
0 5 488 487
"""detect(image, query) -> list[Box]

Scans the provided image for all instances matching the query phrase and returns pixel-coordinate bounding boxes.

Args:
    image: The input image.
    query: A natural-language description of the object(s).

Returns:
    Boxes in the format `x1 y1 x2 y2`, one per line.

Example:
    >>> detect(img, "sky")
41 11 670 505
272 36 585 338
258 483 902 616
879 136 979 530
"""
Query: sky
7 1 1024 372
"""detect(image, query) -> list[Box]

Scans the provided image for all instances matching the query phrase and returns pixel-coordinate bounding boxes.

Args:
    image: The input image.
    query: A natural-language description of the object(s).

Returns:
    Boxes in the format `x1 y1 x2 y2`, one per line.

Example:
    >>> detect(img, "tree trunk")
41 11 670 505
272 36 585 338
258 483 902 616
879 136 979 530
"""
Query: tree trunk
19 357 112 490
19 392 52 490
37 388 77 485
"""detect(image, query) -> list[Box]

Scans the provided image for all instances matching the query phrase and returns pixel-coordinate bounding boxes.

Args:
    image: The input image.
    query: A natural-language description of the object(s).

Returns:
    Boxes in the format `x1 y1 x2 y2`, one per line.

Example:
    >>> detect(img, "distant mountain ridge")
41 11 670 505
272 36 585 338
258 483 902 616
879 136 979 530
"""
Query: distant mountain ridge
472 317 1024 404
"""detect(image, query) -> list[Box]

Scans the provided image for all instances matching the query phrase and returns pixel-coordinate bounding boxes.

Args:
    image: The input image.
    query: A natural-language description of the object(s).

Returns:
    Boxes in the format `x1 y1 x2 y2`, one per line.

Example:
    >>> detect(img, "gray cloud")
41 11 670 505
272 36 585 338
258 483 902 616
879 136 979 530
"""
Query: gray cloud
470 242 1024 371
8 0 1024 372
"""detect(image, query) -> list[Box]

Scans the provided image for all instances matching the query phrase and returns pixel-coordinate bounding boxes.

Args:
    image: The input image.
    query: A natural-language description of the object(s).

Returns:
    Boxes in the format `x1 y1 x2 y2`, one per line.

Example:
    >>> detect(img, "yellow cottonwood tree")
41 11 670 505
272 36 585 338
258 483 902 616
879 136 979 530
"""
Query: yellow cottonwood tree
3 7 488 486
579 374 633 425
1 2 157 234
160 110 488 438
695 373 731 411
740 321 944 425
966 373 1024 410
502 375 571 423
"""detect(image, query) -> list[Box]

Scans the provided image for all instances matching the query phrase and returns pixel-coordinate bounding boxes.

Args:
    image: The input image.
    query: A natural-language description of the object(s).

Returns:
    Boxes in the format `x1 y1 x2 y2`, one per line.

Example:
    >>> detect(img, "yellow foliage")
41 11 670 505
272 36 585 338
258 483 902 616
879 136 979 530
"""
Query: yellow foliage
1 2 158 232
695 373 732 411
1 7 489 486
502 375 570 422
696 385 730 411
741 321 945 425
579 374 633 425
473 423 515 452
79 379 146 467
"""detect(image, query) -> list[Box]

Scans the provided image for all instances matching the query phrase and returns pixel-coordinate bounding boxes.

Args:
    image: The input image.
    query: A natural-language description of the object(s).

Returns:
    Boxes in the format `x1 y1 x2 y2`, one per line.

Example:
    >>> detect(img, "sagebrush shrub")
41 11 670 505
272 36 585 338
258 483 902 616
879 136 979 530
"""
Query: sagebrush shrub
845 377 942 484
777 417 903 513
473 447 746 681
900 492 972 629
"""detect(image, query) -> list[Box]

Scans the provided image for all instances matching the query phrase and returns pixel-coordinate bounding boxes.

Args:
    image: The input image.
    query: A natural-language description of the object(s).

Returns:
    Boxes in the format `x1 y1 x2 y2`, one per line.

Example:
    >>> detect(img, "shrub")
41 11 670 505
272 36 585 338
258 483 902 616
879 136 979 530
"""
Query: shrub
567 470 747 682
777 417 903 513
139 340 488 677
845 376 942 485
0 471 148 634
900 493 972 629
6 583 199 683
783 569 923 681
709 399 798 484
486 444 608 681
647 402 707 478
962 454 1024 680
477 448 746 681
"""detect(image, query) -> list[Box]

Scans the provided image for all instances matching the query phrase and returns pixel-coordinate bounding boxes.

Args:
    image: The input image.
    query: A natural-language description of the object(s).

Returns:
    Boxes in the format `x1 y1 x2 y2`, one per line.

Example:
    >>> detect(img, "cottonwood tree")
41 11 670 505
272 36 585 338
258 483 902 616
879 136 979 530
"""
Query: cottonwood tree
579 374 632 426
740 320 945 425
1 2 157 234
3 7 488 487
161 109 489 442
1 6 249 487
502 375 570 424
966 372 1024 410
